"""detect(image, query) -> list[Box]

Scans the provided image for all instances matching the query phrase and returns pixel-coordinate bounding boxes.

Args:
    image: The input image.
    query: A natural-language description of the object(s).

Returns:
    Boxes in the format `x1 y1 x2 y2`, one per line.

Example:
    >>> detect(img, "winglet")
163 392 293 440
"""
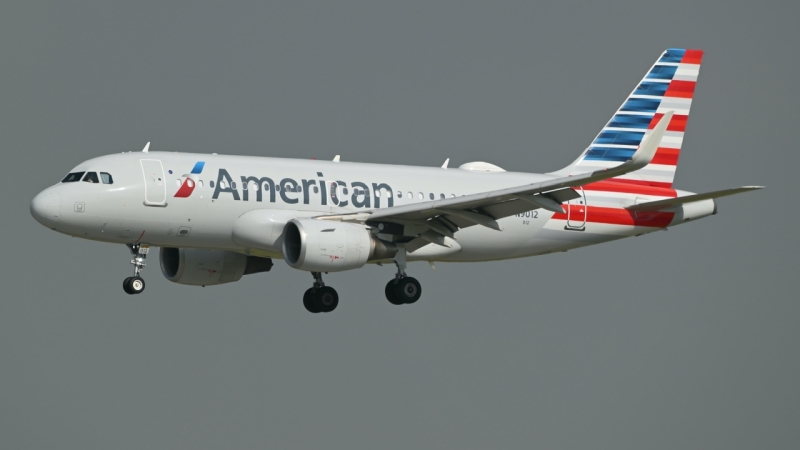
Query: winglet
142 142 151 153
623 110 672 171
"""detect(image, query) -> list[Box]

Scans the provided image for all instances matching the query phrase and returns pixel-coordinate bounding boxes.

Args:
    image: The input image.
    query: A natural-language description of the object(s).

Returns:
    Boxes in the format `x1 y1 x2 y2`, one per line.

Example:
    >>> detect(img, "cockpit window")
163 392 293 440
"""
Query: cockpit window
62 172 85 183
82 172 100 183
100 172 113 184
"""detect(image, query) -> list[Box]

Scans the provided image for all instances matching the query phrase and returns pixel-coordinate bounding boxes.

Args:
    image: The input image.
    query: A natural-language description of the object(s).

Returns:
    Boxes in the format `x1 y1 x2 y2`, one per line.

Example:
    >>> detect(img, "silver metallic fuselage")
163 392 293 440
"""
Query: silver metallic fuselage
31 151 712 263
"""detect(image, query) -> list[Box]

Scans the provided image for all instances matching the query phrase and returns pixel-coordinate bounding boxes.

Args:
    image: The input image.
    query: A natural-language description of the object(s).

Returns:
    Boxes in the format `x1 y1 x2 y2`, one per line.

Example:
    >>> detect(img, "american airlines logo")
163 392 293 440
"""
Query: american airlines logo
211 169 394 209
174 161 205 198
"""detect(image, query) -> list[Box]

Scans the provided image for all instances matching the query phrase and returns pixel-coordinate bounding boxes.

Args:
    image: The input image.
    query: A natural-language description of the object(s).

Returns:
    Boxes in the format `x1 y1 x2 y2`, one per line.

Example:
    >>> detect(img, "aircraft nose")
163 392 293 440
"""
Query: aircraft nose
31 188 61 226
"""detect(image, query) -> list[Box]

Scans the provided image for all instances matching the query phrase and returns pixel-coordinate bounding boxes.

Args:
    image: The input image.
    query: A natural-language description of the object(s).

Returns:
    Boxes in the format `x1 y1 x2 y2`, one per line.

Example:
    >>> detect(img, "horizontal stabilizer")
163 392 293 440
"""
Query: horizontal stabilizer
626 186 764 212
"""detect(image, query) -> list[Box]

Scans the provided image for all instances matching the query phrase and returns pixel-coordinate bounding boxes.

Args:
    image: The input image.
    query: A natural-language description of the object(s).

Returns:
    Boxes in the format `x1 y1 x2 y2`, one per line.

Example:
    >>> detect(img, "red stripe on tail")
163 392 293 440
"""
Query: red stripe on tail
681 49 704 64
648 113 688 132
552 205 674 228
651 148 680 166
664 80 696 99
581 179 678 196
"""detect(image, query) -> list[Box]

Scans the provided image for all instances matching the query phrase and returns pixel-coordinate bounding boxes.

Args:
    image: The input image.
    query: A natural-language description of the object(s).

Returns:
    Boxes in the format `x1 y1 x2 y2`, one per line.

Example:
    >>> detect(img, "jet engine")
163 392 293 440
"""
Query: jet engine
282 219 397 272
159 247 273 286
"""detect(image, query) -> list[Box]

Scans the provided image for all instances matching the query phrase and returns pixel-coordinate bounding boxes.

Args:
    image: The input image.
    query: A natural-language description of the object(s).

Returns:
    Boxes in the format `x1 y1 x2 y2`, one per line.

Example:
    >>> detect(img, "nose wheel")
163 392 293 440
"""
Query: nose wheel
123 276 146 294
123 244 149 295
303 272 339 313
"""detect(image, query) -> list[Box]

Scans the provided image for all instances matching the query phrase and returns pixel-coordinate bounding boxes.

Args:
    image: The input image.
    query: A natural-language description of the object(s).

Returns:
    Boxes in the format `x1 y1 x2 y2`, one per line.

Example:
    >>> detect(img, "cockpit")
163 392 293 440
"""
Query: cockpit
62 171 114 184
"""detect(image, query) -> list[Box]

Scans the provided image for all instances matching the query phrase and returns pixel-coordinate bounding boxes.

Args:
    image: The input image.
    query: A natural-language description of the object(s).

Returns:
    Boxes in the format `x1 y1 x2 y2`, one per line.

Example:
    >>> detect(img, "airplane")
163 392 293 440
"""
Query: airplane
30 48 762 314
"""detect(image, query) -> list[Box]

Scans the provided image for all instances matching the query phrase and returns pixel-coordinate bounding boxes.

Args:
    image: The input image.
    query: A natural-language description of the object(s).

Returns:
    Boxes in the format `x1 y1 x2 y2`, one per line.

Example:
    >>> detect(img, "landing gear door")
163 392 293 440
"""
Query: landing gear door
566 187 586 231
140 159 167 206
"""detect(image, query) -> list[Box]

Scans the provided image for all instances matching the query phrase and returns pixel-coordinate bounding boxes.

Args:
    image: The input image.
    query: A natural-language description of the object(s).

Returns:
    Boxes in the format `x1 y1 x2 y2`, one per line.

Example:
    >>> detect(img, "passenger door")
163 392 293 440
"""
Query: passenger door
566 187 586 230
140 159 167 206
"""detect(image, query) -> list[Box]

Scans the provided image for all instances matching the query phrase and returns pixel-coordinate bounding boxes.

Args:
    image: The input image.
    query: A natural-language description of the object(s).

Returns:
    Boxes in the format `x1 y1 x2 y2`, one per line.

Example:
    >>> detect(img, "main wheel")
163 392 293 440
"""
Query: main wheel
122 277 135 295
303 288 321 313
129 276 145 294
385 280 404 305
393 277 421 304
316 286 339 313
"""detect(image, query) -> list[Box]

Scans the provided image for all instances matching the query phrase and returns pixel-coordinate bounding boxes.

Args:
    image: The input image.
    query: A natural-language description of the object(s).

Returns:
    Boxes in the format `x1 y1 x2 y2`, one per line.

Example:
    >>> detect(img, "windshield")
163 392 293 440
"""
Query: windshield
62 172 85 183
82 172 99 183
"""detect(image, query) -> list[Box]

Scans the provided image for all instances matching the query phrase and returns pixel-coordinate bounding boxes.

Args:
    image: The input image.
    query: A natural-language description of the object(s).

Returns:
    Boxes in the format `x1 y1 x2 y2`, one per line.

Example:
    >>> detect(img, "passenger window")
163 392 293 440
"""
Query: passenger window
199 180 204 187
408 192 412 200
62 172 85 183
397 191 402 198
209 181 215 188
418 192 423 200
82 172 99 183
440 194 445 199
429 193 434 200
100 172 113 184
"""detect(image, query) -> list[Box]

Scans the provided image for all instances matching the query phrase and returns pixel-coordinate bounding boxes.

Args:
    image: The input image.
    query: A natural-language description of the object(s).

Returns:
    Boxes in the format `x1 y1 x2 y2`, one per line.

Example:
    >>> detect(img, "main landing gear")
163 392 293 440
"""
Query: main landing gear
303 272 339 313
384 246 422 305
123 244 148 295
300 247 423 313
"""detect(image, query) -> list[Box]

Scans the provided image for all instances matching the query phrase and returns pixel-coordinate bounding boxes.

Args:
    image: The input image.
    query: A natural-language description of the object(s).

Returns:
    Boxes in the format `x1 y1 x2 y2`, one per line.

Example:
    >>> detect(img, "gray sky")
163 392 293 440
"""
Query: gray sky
1 1 798 448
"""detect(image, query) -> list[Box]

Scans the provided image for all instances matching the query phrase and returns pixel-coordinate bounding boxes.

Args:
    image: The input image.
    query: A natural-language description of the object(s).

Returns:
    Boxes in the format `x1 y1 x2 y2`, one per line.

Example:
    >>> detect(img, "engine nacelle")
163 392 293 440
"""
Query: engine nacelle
159 247 273 286
282 219 397 272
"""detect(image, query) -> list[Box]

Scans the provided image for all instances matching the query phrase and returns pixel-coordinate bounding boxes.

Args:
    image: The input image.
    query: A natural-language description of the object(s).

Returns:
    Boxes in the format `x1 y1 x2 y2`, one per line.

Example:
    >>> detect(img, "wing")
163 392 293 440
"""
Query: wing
317 111 674 252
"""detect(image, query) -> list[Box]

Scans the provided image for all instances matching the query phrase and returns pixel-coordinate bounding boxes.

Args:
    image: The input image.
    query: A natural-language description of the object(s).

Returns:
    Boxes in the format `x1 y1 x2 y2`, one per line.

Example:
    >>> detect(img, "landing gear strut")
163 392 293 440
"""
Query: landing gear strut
303 272 339 313
123 244 148 295
385 245 422 305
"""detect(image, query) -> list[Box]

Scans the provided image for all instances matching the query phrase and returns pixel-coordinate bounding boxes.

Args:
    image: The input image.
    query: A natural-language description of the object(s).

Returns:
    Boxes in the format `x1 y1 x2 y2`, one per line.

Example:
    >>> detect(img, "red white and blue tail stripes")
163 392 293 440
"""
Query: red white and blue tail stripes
568 48 703 188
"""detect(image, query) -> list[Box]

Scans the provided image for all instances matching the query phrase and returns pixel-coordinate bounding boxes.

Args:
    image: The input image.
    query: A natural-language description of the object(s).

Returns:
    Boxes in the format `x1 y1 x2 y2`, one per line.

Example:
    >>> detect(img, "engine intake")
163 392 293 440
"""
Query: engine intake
282 219 396 272
160 247 272 286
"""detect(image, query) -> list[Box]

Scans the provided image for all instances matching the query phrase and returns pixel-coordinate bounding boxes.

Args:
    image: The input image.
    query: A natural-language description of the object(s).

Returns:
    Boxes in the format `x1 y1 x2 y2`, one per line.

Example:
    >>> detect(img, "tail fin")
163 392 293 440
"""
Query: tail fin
560 48 703 188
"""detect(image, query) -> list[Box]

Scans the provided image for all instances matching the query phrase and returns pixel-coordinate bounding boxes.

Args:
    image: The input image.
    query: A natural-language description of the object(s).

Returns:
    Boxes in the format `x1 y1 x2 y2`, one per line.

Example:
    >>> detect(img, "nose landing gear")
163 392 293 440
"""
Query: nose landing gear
123 276 145 294
303 272 339 313
123 244 149 295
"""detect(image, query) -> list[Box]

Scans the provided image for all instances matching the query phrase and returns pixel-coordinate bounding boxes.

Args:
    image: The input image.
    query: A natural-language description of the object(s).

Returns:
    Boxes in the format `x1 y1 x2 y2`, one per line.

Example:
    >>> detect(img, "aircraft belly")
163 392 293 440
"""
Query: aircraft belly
440 215 632 262
436 214 542 261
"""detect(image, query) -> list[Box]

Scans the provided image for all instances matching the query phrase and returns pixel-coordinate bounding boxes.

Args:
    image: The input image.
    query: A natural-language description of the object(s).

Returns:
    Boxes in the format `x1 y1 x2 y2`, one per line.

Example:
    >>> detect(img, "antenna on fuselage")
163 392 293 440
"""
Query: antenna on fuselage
441 158 450 168
142 142 151 153
333 155 340 162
